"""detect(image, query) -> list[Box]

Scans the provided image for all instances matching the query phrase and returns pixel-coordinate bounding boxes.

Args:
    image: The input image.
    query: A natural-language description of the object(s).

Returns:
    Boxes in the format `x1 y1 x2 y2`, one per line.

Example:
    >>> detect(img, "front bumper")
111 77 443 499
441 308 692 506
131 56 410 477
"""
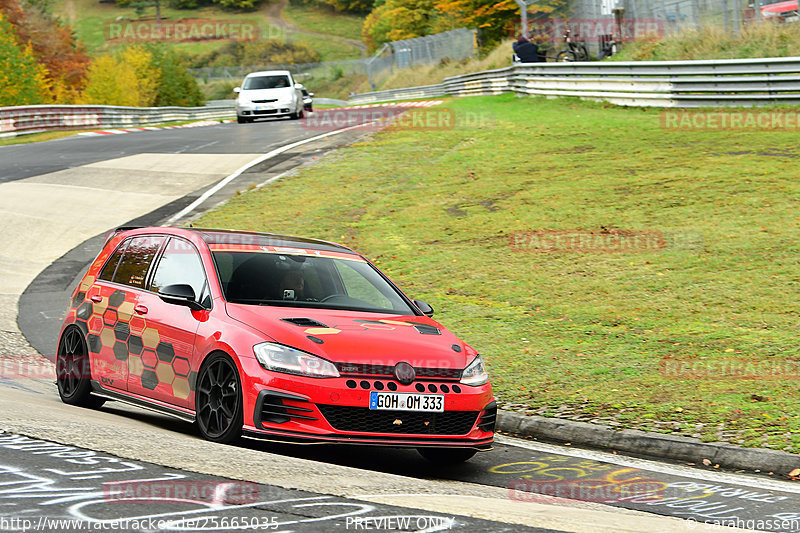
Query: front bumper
237 104 294 117
240 357 495 449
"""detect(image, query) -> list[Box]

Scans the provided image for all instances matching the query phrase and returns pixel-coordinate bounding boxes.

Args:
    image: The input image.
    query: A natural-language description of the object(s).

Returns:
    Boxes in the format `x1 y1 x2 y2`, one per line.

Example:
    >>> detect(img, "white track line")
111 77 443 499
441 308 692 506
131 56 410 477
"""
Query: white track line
497 435 800 494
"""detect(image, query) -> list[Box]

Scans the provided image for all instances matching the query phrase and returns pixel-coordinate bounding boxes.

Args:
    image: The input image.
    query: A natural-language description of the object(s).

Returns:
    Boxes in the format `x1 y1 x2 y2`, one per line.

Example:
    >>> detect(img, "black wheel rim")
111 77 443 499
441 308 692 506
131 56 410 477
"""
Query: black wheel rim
57 329 86 398
196 358 239 438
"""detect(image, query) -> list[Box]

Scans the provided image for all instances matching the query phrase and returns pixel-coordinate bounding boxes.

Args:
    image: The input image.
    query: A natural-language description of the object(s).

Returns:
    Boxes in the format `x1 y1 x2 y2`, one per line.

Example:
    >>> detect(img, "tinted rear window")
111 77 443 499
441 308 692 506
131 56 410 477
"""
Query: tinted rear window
99 240 128 282
112 236 166 289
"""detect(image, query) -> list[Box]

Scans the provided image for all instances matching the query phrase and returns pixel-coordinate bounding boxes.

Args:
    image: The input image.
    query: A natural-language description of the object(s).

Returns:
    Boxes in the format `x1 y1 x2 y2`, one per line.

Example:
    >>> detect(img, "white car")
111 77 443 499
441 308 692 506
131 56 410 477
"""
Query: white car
234 70 305 123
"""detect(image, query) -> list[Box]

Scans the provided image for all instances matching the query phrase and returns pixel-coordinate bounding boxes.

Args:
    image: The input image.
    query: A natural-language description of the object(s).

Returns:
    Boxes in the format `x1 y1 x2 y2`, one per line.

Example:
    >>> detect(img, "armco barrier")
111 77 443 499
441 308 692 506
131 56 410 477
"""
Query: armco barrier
0 104 234 136
348 56 800 108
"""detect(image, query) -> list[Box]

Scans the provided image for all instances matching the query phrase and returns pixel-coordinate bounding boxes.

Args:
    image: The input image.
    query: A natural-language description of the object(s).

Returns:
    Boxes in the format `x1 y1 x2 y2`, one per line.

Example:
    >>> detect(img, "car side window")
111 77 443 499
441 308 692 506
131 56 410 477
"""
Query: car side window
112 236 166 289
150 238 209 306
98 239 129 282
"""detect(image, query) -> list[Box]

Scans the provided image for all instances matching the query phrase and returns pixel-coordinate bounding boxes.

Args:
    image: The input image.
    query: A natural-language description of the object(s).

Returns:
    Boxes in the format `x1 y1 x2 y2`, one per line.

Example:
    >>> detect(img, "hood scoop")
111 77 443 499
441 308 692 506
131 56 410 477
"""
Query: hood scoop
411 323 441 335
281 317 329 328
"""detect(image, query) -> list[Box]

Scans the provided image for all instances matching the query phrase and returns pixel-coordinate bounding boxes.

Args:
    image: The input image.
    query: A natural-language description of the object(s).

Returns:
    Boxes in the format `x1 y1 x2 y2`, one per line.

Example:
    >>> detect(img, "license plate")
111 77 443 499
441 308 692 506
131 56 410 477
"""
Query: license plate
369 391 444 412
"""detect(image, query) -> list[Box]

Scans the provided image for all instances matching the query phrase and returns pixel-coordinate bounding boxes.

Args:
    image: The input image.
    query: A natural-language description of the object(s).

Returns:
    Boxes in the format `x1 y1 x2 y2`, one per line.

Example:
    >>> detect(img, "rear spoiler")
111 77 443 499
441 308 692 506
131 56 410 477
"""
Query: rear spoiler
101 226 143 248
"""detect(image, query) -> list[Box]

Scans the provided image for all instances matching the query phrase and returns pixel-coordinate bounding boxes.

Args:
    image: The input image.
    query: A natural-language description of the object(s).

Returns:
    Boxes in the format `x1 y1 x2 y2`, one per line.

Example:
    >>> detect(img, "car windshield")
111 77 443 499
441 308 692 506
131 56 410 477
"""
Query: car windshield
212 250 416 315
242 75 291 90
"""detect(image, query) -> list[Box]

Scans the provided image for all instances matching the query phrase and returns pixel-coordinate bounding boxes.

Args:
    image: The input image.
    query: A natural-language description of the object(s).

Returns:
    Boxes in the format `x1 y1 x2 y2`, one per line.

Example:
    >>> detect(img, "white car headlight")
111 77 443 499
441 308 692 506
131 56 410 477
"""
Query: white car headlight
253 342 339 378
460 355 488 386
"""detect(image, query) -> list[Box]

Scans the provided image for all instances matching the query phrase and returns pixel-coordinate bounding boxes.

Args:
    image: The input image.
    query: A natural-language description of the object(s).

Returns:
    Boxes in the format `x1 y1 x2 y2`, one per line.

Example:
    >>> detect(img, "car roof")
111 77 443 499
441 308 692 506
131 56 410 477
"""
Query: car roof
245 70 292 77
109 227 358 255
193 228 357 254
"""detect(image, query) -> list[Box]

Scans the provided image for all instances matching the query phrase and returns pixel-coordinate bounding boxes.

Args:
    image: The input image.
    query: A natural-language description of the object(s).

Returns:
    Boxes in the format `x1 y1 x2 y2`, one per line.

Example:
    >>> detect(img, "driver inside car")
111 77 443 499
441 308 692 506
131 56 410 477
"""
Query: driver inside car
279 270 305 300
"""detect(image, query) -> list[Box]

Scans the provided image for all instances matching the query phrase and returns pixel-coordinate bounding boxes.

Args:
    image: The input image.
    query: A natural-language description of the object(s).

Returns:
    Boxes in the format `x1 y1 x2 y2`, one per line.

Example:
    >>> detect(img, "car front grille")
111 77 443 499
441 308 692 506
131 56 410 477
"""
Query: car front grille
317 405 478 435
334 363 462 381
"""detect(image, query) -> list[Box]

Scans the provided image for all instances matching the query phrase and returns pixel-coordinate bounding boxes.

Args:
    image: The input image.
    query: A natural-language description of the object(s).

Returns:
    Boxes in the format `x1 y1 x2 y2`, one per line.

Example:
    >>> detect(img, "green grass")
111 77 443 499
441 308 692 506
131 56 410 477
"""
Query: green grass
0 131 81 146
288 31 361 61
613 21 800 61
54 0 279 53
52 0 361 60
0 118 230 146
283 0 365 41
195 95 800 453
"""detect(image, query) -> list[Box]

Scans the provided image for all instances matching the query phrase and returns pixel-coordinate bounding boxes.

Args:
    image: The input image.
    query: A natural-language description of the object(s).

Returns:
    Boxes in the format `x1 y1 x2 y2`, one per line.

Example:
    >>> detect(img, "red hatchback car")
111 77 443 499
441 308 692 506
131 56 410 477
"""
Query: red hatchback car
57 227 495 462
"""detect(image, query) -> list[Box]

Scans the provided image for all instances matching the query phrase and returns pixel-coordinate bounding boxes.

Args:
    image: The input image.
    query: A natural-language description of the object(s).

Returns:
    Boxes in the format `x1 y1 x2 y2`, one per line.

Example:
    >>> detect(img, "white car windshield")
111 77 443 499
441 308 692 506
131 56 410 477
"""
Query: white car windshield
242 75 291 90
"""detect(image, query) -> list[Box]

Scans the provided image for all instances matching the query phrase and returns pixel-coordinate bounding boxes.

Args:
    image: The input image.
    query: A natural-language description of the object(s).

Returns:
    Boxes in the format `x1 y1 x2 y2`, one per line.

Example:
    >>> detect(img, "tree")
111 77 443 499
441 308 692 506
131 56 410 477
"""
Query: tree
362 0 438 50
0 12 49 105
0 0 90 102
147 46 204 107
294 0 374 14
81 46 159 107
433 0 518 45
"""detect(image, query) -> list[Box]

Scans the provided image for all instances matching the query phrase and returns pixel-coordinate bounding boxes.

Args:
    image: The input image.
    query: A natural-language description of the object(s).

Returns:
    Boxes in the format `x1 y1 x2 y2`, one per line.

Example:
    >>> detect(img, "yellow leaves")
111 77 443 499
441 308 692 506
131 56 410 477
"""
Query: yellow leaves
80 46 158 107
0 14 50 106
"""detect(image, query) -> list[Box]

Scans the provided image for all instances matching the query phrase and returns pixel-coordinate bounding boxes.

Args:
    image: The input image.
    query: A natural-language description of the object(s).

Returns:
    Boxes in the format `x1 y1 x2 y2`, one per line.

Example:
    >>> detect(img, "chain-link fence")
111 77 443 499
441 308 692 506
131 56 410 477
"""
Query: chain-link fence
519 0 778 56
569 0 772 39
190 28 478 91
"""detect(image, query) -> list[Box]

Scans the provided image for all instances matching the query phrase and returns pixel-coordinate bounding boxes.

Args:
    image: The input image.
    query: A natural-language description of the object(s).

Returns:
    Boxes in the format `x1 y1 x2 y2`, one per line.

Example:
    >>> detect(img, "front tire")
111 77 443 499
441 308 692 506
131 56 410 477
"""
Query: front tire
195 353 243 444
417 447 478 465
56 328 104 408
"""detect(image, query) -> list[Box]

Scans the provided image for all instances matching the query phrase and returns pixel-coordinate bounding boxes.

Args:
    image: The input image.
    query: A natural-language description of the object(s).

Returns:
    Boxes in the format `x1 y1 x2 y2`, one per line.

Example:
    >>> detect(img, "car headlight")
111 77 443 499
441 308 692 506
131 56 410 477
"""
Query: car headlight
460 355 488 386
253 342 339 378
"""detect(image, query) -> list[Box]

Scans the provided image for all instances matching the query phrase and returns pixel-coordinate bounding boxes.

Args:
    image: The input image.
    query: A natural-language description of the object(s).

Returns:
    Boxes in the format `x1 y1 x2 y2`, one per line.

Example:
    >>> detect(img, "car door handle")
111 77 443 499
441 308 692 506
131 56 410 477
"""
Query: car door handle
134 304 148 315
90 295 102 303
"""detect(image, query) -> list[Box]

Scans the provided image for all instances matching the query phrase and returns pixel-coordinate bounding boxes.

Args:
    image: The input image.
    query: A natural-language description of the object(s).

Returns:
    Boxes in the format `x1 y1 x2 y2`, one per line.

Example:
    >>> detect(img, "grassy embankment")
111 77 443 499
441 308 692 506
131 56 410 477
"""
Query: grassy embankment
52 0 362 60
613 21 800 60
195 94 800 453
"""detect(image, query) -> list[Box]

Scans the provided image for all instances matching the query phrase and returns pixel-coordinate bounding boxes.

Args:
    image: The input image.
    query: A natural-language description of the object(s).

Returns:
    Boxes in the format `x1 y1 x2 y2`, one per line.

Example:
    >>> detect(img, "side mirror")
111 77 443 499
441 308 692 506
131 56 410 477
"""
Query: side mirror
159 284 203 311
294 83 303 89
233 87 241 93
413 299 434 317
309 92 315 97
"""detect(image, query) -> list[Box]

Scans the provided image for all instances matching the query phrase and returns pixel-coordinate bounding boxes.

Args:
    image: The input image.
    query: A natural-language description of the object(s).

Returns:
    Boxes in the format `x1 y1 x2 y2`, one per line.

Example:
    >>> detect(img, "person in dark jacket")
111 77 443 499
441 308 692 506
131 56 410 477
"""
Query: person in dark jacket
513 35 543 63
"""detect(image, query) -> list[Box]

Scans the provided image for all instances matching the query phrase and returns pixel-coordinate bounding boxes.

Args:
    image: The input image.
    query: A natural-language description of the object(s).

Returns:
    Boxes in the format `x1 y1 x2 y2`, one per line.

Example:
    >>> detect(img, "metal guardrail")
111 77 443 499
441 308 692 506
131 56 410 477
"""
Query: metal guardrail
348 56 800 107
0 104 235 136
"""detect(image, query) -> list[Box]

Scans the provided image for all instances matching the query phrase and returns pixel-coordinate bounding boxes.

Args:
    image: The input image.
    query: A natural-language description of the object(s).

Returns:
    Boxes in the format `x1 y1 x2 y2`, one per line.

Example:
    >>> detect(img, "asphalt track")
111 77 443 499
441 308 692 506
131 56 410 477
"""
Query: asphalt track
2 116 800 532
0 119 323 183
0 429 540 533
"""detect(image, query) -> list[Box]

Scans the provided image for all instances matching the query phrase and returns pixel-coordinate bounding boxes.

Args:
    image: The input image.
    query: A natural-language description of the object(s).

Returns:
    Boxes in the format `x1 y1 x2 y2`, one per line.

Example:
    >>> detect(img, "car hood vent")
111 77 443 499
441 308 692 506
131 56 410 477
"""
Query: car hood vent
252 98 278 103
412 323 441 335
281 317 329 328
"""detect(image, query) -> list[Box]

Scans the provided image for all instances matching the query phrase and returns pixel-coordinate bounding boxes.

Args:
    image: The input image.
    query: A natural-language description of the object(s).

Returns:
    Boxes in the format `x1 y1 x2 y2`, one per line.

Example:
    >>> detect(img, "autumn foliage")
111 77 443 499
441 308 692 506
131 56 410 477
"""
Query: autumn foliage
0 0 90 103
0 12 49 106
82 46 204 107
363 0 566 50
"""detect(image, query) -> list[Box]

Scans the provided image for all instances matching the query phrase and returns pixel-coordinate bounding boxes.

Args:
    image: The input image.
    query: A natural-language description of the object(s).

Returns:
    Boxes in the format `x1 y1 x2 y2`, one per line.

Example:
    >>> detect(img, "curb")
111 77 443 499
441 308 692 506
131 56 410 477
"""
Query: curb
497 410 800 476
77 119 234 137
